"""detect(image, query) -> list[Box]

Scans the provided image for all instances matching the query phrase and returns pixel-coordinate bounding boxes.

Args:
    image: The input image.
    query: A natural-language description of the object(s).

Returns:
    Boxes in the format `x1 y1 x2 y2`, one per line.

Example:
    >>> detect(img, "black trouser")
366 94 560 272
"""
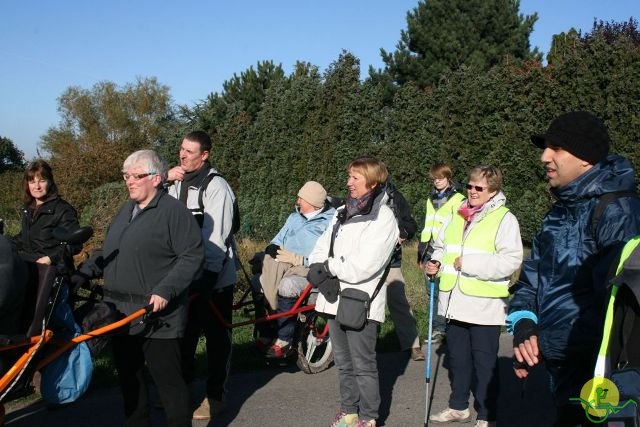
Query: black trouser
546 355 599 426
181 285 233 401
112 334 190 427
446 320 500 421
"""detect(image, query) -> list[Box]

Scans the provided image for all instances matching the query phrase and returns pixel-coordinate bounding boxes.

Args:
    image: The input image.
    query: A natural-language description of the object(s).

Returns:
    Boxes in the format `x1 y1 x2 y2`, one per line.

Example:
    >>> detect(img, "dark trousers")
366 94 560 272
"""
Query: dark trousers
276 296 297 343
446 320 500 421
181 285 233 401
111 335 190 427
546 356 599 426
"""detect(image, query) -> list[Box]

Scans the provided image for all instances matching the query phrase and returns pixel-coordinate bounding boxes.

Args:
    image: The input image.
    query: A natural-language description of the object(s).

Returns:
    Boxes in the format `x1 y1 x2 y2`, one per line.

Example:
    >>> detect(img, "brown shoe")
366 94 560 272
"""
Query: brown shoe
192 398 211 420
411 347 425 361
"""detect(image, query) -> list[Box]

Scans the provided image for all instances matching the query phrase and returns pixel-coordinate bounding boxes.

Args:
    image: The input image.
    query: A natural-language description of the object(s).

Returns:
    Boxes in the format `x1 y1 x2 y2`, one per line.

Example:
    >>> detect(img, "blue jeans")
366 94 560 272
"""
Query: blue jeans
276 296 297 343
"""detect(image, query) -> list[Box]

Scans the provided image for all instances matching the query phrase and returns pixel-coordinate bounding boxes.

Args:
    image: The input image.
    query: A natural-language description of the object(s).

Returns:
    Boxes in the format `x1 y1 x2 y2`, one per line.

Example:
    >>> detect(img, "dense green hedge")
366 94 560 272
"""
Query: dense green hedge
182 25 639 244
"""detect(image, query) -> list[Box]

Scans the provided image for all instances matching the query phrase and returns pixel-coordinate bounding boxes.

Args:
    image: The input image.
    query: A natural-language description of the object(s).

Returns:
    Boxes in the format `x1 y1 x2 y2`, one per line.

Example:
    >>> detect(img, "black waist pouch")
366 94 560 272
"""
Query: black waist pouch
336 288 370 330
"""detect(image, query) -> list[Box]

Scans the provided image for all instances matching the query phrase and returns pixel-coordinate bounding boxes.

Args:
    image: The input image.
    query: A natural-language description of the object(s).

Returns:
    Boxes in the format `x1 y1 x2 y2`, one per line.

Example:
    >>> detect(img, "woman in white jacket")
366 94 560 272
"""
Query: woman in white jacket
425 165 523 427
308 157 399 427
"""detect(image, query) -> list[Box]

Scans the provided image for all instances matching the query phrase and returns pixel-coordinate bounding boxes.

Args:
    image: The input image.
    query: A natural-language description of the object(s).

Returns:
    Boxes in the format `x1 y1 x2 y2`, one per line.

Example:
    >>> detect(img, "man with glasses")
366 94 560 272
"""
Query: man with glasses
508 111 640 425
75 149 204 426
166 130 237 421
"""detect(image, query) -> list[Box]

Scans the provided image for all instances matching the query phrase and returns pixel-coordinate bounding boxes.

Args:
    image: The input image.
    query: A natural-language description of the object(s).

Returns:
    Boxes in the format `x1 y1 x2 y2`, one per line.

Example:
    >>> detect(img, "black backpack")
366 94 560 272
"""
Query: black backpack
194 173 241 235
591 191 638 247
600 240 640 424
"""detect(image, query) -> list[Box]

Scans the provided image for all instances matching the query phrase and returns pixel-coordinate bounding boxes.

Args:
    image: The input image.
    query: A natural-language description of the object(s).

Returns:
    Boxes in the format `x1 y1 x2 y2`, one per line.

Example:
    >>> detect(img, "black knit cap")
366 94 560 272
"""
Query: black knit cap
531 111 611 165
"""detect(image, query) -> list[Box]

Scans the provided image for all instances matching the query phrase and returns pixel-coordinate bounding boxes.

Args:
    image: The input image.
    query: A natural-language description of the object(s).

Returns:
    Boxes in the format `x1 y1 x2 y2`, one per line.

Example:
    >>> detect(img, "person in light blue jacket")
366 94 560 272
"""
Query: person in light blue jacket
259 181 335 358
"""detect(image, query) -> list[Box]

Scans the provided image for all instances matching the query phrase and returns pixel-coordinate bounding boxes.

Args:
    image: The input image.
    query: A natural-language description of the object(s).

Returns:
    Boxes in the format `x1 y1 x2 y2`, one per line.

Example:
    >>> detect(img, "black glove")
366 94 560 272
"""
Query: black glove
513 318 539 347
318 276 340 303
307 262 340 303
307 262 332 288
264 244 280 259
70 271 91 293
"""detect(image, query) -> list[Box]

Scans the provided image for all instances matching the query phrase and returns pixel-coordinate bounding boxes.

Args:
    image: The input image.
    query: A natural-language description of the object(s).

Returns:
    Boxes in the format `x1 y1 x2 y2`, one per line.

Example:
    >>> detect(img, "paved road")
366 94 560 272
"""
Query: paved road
5 334 556 426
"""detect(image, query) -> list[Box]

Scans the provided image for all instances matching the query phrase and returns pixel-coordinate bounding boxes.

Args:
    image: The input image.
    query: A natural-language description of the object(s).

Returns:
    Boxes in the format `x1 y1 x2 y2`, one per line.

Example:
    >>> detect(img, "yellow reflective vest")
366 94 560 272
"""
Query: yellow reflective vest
439 206 510 298
420 192 465 243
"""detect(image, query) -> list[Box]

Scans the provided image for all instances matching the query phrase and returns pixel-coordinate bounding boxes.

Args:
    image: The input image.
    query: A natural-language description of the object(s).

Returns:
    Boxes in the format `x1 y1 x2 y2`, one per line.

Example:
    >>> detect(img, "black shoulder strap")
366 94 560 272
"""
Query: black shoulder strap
591 191 638 246
370 262 392 303
328 209 391 304
198 172 219 212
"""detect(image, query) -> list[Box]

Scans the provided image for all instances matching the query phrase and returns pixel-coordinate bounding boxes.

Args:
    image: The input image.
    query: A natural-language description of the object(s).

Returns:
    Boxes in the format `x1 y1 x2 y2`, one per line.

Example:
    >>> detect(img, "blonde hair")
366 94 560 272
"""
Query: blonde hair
347 156 389 188
468 165 503 192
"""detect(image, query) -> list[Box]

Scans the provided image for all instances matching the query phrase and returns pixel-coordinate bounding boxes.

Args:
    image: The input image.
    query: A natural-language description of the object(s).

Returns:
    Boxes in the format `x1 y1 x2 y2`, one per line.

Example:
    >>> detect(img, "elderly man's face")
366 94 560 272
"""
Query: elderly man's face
297 197 317 215
124 163 160 207
179 139 208 173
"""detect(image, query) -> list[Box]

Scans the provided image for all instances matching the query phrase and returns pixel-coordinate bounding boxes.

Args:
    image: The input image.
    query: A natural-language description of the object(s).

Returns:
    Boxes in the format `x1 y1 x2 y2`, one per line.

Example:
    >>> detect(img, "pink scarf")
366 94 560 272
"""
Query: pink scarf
457 200 485 224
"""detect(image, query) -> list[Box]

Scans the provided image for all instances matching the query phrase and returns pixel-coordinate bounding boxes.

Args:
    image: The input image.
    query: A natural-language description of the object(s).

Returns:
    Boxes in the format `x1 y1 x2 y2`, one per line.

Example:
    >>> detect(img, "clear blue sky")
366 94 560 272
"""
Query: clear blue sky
1 0 637 159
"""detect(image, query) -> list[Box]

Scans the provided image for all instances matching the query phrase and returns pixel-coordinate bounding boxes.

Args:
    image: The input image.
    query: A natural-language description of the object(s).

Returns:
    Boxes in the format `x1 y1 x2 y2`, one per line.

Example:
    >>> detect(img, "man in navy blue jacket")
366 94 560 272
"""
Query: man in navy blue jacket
508 111 640 426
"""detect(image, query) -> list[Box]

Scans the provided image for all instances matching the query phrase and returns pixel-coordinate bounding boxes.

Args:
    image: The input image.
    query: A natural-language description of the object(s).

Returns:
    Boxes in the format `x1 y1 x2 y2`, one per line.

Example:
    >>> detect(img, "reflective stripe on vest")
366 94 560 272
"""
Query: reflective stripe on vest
420 193 465 242
593 236 640 377
439 206 510 298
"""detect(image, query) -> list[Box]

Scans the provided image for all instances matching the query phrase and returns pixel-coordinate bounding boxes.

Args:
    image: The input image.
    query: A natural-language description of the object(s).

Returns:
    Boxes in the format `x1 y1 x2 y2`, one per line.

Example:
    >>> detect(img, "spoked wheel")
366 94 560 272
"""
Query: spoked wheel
296 311 333 374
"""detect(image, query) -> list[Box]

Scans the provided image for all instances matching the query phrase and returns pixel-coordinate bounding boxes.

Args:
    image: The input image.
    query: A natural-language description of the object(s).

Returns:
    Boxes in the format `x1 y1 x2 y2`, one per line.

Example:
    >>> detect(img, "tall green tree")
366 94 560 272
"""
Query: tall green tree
40 77 174 209
380 0 538 88
0 136 25 173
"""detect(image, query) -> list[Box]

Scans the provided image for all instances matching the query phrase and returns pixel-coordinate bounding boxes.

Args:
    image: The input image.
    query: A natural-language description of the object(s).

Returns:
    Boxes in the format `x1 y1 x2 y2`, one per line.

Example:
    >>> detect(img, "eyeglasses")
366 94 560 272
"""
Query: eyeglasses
123 172 157 181
466 184 485 192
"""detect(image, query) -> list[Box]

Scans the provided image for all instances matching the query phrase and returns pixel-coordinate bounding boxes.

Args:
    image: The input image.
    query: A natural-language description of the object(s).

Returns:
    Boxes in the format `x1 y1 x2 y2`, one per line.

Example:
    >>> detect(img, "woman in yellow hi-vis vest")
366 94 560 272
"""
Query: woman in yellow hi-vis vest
425 165 523 427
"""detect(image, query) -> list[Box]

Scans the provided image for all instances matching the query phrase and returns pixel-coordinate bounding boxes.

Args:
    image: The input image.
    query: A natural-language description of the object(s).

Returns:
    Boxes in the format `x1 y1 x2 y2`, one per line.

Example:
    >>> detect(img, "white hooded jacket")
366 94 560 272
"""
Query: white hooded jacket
309 190 399 323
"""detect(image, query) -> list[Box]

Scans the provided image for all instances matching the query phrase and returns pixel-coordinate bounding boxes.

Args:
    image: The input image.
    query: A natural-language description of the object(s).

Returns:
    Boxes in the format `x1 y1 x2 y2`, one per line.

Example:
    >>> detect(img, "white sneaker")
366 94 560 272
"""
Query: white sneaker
474 421 495 427
429 407 471 423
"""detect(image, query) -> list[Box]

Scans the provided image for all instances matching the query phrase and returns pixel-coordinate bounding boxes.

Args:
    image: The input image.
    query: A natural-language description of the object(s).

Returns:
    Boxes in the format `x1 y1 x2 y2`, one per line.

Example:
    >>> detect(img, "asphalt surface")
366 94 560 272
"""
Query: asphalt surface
4 334 556 426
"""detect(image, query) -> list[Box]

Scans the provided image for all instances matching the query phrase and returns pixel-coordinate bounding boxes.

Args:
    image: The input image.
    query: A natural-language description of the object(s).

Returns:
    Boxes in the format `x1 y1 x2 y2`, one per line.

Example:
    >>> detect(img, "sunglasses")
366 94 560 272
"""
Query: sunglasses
466 184 486 192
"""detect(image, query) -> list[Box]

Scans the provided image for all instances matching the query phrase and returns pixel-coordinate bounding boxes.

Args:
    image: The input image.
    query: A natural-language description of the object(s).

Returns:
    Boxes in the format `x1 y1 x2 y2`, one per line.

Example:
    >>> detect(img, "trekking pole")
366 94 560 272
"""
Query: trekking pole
424 273 436 427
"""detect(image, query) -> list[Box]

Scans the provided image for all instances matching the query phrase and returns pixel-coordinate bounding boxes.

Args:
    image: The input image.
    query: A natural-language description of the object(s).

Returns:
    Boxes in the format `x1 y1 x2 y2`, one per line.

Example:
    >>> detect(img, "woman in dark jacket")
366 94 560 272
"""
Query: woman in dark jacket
15 160 79 269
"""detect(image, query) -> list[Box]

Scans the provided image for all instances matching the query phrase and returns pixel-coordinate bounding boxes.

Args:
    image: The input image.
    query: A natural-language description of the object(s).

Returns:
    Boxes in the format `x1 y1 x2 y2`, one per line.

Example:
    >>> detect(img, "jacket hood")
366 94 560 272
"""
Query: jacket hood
552 154 637 202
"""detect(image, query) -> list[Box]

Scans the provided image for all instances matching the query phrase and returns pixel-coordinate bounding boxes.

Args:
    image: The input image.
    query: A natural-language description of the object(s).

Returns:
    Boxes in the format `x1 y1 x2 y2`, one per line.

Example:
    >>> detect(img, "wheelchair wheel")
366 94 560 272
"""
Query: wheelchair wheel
296 311 333 374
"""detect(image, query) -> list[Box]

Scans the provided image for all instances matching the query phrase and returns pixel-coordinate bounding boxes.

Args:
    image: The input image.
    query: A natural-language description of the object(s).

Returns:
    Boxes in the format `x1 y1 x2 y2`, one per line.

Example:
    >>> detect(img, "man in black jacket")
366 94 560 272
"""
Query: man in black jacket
385 180 424 361
76 150 204 427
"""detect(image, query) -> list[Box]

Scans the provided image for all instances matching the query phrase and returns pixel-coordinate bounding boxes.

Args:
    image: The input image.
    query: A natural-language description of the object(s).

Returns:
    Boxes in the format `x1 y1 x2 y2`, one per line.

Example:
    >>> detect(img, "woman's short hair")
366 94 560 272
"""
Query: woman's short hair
468 165 503 192
347 156 389 188
23 159 58 205
429 162 453 180
122 150 168 181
